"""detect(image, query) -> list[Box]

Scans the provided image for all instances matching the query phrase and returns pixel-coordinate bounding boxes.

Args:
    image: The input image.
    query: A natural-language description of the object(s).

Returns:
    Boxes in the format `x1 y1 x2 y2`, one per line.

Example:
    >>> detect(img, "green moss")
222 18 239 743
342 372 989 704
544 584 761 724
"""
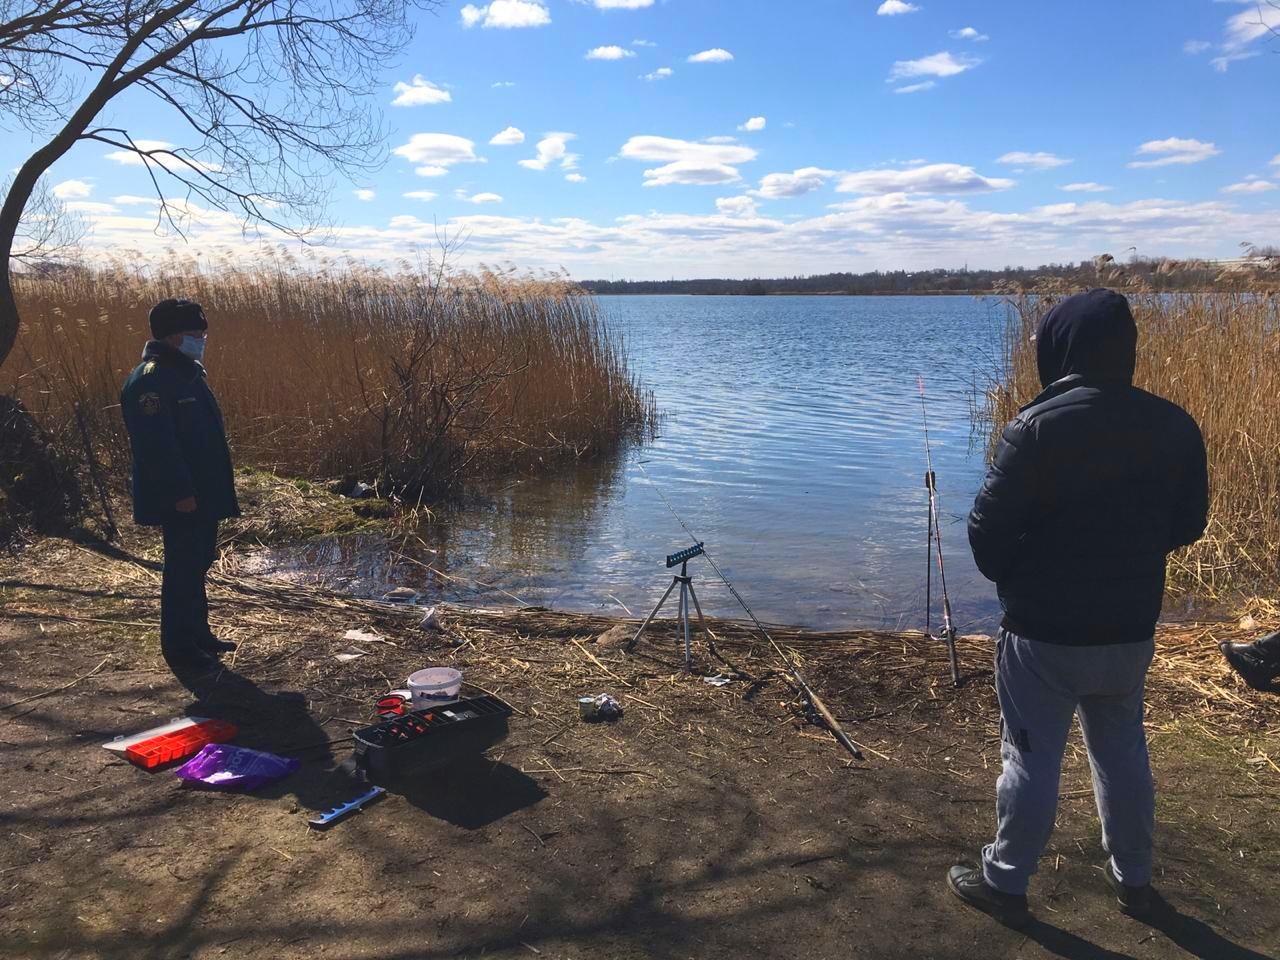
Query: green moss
223 469 399 544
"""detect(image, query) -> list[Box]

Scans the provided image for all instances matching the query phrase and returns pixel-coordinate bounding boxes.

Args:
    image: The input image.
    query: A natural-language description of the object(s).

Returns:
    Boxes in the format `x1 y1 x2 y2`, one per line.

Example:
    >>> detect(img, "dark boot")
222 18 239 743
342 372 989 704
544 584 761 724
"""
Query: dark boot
1104 861 1153 917
1220 631 1280 691
194 633 238 655
946 865 1030 926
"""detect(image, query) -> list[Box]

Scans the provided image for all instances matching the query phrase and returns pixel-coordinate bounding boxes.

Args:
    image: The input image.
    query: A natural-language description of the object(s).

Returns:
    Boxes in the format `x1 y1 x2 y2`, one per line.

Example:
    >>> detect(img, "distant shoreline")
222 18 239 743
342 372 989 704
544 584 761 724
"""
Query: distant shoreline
589 290 1000 297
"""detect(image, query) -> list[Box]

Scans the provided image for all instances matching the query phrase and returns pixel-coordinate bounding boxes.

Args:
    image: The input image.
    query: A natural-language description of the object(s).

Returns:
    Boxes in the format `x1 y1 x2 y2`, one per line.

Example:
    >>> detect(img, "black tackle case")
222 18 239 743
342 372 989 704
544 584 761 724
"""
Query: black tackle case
352 694 512 785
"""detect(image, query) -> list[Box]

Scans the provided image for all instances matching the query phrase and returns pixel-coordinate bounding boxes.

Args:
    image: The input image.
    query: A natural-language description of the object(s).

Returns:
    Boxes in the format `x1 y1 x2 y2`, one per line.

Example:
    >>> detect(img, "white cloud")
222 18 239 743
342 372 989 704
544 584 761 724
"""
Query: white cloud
688 48 733 63
103 140 221 172
1272 154 1280 167
391 76 452 107
64 190 1280 283
592 0 653 7
637 160 741 187
468 192 504 204
1205 3 1280 70
620 135 758 187
1061 182 1112 193
403 190 437 201
641 67 673 81
51 179 92 200
997 151 1072 170
489 126 526 146
392 133 481 175
519 132 579 171
492 81 516 88
586 45 636 60
1128 137 1221 169
889 51 981 80
950 27 988 41
1223 3 1280 50
565 173 587 183
64 201 117 214
1211 50 1260 71
354 189 376 201
704 136 737 144
894 81 936 94
837 163 1014 195
1183 39 1212 55
877 1 919 15
716 196 759 217
460 1 549 29
1222 180 1276 194
738 117 766 133
632 39 657 47
112 195 160 206
756 167 836 199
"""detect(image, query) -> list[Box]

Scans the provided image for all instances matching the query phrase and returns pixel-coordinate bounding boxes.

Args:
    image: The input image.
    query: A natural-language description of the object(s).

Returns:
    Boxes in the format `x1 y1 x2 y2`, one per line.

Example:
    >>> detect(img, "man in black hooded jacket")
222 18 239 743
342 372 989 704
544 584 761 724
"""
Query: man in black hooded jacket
947 289 1208 924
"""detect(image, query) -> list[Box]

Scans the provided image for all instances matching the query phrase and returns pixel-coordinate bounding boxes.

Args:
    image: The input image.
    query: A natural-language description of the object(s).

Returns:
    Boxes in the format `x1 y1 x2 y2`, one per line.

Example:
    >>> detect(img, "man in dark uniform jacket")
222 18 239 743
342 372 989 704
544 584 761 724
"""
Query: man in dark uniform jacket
948 289 1209 924
121 299 240 679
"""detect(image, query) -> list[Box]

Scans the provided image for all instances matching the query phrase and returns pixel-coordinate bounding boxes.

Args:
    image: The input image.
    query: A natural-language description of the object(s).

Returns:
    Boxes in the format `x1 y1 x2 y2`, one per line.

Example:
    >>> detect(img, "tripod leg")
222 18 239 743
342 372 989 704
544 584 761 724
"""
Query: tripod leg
687 579 707 634
679 579 693 671
625 577 679 652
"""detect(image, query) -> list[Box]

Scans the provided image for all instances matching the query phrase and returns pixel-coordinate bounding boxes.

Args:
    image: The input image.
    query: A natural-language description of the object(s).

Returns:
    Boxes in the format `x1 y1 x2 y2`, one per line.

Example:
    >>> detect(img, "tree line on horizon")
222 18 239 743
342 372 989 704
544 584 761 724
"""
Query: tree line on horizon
581 254 1279 296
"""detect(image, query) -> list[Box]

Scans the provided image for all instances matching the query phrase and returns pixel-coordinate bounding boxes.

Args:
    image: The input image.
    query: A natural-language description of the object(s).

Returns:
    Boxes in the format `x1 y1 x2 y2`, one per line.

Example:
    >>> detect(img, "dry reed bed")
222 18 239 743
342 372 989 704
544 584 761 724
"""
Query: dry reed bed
985 284 1280 603
3 255 656 496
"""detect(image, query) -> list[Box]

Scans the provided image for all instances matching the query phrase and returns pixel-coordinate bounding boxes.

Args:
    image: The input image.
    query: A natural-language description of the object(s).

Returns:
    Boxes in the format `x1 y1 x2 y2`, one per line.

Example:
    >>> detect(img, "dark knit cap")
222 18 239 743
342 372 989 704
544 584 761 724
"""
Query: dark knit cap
149 298 207 340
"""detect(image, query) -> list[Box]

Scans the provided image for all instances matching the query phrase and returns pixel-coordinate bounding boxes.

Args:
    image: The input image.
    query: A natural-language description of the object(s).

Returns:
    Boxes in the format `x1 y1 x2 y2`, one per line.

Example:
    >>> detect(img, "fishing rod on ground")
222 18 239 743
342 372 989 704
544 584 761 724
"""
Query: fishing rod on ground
629 460 865 762
918 376 963 688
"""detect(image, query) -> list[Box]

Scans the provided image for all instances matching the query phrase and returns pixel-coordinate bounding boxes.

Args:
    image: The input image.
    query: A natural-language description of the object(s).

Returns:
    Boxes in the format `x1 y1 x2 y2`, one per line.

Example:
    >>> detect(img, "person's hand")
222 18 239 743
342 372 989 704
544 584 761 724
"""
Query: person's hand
175 496 198 513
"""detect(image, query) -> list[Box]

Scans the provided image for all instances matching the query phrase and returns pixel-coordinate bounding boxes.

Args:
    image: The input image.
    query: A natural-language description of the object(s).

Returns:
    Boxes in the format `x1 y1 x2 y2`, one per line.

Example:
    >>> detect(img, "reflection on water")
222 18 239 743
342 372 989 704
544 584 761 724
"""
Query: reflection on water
242 295 1009 632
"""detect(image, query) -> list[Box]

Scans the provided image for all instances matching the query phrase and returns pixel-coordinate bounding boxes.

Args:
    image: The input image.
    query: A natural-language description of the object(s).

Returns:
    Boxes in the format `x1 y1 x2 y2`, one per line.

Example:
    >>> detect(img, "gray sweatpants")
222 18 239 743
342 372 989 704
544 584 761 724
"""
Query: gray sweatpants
981 628 1156 895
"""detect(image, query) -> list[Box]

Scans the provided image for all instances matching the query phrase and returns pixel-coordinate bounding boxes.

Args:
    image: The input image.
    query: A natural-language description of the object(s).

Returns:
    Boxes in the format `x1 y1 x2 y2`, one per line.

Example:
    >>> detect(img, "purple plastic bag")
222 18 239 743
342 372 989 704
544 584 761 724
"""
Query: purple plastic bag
174 743 299 790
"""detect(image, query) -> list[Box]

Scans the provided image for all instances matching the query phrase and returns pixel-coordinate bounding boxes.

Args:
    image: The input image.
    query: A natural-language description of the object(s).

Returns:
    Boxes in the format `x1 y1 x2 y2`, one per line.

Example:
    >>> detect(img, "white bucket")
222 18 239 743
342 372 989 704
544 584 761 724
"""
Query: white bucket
408 667 463 709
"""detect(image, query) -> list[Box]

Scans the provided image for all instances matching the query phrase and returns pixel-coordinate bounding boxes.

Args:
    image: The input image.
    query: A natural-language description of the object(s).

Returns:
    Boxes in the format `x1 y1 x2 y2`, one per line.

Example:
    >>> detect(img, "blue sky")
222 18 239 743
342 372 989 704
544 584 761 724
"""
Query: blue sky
20 0 1280 279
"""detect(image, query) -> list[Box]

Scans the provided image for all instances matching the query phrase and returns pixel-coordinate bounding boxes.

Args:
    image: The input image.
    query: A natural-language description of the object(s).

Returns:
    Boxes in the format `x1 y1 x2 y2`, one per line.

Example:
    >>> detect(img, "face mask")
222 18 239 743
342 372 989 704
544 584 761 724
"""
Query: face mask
178 335 206 364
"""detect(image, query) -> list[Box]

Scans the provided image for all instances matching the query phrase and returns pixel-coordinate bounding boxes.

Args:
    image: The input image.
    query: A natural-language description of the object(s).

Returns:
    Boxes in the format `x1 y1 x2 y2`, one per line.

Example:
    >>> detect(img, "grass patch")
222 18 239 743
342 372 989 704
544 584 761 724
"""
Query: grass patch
224 469 400 544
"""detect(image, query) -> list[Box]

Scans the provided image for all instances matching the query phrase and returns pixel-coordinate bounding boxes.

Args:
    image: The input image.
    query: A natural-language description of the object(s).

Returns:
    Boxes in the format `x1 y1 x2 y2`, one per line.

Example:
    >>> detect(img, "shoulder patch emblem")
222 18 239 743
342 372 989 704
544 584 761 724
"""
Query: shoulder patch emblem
143 361 157 375
138 392 162 416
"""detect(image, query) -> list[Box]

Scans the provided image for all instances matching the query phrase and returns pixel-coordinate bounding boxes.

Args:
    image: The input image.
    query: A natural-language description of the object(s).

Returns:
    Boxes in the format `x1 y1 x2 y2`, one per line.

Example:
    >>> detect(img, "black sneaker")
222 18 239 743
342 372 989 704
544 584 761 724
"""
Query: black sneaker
1104 861 1153 917
1220 641 1280 691
947 865 1030 926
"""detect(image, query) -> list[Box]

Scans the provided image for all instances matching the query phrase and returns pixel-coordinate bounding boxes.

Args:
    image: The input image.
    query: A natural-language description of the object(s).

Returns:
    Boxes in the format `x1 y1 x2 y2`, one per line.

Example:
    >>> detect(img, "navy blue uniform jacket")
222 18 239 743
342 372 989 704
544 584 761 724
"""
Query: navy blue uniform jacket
120 340 240 526
967 289 1208 646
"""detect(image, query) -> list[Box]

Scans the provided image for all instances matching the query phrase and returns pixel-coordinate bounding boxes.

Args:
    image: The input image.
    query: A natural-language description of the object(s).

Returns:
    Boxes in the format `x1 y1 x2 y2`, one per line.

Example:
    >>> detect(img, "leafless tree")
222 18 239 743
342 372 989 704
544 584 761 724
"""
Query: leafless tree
0 0 438 369
6 178 85 265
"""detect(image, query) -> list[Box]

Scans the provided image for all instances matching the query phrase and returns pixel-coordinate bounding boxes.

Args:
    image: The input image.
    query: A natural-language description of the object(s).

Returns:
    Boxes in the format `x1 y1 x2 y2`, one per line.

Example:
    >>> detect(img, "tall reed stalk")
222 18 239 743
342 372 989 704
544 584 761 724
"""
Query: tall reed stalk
984 270 1280 605
2 254 657 500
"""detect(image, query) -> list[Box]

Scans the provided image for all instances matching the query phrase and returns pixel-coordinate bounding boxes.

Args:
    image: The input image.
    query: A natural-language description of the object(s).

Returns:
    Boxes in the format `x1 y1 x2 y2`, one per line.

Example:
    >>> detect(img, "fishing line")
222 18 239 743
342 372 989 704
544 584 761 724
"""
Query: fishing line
633 458 865 761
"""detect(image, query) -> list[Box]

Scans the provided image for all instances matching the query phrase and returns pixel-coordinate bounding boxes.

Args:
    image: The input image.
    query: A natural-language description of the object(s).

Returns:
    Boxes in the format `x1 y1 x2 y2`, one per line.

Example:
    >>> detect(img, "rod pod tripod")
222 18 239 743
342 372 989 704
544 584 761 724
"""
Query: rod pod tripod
625 542 707 671
919 376 962 688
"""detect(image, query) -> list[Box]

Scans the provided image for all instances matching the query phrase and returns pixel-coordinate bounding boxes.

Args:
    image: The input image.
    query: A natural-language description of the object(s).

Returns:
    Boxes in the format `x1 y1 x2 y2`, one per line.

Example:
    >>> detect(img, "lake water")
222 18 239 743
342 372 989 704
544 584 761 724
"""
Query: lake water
252 295 1013 632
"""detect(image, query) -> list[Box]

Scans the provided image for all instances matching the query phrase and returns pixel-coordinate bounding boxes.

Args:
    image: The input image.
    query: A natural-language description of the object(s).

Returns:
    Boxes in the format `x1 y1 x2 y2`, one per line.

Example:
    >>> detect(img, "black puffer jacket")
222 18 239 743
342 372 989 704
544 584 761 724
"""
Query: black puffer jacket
968 289 1208 645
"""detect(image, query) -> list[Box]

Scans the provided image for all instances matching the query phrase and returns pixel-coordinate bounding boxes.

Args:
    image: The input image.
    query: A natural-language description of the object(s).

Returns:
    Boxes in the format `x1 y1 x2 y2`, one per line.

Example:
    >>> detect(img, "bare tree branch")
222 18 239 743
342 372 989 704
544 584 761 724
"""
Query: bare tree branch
1 0 440 368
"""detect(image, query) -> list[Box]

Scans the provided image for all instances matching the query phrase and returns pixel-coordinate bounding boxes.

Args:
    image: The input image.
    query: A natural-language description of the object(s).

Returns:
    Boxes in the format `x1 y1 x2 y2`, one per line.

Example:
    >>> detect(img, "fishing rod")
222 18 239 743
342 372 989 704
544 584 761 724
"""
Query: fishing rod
918 376 962 687
634 461 864 762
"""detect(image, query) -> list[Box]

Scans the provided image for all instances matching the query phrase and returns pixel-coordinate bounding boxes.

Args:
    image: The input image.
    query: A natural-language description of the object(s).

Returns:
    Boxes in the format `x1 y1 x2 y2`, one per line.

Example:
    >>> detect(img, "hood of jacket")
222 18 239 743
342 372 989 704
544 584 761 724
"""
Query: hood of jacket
1035 288 1137 388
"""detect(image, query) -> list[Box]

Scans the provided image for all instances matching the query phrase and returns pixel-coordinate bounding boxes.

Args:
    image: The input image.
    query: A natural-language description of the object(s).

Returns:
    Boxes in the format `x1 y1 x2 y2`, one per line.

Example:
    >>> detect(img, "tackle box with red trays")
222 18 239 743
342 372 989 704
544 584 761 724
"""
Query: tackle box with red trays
353 694 512 784
104 717 240 769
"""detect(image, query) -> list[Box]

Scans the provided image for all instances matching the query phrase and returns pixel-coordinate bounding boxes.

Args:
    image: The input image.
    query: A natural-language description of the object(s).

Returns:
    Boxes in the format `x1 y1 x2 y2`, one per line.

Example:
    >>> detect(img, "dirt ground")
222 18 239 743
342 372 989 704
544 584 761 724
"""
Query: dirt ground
1 522 1278 960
